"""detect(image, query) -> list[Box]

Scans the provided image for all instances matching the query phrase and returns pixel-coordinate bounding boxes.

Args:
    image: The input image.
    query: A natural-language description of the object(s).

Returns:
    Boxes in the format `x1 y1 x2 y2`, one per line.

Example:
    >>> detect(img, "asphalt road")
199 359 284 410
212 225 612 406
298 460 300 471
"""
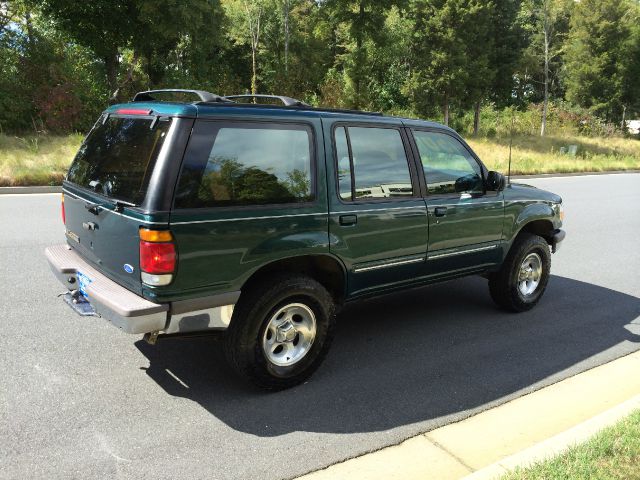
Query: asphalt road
1 173 639 480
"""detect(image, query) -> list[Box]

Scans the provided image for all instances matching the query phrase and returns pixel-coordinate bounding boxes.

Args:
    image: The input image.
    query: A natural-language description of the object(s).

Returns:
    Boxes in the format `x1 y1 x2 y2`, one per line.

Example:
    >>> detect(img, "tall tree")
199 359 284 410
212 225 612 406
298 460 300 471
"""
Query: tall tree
39 0 136 100
407 0 494 126
489 0 527 108
564 0 633 124
224 0 271 95
325 0 396 108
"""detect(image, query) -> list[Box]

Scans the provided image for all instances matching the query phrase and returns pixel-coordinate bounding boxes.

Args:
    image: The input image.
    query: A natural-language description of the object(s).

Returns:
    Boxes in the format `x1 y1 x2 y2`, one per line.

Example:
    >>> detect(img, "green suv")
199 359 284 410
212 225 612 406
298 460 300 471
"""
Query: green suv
46 89 565 390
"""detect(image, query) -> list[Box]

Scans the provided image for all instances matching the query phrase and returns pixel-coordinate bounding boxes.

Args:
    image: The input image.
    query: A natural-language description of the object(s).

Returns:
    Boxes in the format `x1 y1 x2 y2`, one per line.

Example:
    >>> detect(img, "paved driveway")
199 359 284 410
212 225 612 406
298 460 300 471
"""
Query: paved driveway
1 173 639 480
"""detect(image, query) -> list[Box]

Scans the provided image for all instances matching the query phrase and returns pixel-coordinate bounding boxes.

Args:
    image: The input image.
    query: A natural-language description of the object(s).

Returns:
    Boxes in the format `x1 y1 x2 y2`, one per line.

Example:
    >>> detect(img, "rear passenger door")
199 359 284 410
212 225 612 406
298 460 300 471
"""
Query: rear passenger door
409 129 504 275
324 120 429 297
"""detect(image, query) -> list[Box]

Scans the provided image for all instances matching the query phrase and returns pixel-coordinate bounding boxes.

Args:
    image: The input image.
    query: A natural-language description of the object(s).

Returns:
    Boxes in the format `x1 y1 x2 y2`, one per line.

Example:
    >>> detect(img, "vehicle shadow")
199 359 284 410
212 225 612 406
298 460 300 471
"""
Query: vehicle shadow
135 275 640 436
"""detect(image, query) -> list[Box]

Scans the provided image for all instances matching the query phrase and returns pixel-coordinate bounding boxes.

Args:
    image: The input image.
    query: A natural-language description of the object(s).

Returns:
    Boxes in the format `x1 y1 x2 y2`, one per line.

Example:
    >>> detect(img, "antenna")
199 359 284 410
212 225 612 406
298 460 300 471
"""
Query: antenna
507 111 515 185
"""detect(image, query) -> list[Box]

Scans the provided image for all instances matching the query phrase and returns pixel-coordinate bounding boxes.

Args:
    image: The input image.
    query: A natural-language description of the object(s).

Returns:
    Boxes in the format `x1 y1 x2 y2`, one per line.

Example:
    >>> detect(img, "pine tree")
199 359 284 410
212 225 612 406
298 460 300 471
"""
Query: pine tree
564 0 634 123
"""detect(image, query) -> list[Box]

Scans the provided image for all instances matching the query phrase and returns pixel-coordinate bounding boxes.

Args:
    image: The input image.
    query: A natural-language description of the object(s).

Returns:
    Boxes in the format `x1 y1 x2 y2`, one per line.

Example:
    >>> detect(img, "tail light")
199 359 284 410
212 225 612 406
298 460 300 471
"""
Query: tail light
139 228 176 286
61 193 66 224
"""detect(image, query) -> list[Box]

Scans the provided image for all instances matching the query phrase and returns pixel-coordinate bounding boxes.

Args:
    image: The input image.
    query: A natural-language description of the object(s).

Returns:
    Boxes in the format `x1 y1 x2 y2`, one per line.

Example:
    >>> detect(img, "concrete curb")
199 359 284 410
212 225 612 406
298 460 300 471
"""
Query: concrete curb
0 186 61 194
463 394 640 480
510 170 640 179
296 349 640 480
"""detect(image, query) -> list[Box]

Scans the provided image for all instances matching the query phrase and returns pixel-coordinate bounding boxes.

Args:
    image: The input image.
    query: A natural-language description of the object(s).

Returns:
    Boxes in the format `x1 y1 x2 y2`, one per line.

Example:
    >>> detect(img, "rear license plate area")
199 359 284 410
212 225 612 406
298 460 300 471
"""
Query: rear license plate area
76 270 92 298
63 292 98 317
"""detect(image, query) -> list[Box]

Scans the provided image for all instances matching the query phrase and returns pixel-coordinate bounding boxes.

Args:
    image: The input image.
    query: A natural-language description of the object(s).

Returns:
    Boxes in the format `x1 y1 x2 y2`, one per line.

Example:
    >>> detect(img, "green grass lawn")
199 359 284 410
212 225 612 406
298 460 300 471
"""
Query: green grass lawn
502 410 640 480
0 132 639 186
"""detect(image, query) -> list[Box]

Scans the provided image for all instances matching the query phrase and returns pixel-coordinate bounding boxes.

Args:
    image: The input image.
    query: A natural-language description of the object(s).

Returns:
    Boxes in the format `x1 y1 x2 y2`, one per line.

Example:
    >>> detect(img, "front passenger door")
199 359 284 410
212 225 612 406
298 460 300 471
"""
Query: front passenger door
411 129 504 275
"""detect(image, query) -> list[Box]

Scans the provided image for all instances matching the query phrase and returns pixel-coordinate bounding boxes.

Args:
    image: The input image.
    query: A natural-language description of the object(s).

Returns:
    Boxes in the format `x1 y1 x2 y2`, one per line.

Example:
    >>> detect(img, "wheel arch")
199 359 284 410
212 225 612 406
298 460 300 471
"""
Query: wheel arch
239 254 348 306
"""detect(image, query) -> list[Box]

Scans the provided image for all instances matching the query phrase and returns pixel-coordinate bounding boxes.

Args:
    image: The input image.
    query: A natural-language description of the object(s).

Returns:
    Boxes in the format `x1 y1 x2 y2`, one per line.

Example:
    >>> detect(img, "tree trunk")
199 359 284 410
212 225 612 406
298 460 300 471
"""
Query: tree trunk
353 0 365 109
621 104 627 131
24 10 35 50
540 5 549 137
283 0 290 74
473 101 481 136
443 92 449 126
251 47 258 95
104 53 120 104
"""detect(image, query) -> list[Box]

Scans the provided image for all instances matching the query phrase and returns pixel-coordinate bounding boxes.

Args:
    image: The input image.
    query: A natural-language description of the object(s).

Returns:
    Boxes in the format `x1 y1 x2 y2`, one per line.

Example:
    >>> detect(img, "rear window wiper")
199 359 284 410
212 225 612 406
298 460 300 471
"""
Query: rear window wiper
84 197 137 214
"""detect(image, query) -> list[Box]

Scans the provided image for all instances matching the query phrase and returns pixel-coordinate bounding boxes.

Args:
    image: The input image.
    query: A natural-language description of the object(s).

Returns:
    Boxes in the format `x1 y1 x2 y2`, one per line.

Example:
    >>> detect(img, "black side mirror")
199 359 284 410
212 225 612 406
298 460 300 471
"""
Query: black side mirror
486 171 505 191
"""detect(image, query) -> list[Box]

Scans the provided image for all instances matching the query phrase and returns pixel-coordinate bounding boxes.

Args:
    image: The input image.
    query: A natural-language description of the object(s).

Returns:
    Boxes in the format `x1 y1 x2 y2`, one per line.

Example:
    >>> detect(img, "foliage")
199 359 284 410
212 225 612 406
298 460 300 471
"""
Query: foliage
1 0 639 135
564 0 640 123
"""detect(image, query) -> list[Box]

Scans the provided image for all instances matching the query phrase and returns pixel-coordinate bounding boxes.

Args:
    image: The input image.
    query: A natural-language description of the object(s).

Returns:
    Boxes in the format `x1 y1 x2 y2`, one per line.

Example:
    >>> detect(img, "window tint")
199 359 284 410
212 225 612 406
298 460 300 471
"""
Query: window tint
335 126 413 201
175 122 313 208
66 116 172 205
413 131 483 195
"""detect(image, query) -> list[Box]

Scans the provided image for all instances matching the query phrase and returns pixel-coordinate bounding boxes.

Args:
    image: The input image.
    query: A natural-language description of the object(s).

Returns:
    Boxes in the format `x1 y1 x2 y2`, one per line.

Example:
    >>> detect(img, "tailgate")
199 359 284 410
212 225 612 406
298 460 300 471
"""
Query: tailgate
62 113 175 295
63 188 150 295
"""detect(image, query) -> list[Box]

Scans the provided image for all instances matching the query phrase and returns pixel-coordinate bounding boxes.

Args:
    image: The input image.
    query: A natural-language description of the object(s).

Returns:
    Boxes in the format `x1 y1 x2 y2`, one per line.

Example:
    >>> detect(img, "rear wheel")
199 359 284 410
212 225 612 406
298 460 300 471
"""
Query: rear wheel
223 274 335 390
489 233 551 312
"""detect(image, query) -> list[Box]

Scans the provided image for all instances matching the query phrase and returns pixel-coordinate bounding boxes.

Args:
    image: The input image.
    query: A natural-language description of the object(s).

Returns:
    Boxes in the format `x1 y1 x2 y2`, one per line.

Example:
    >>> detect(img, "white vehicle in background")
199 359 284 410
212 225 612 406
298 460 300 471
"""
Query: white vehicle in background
626 120 640 135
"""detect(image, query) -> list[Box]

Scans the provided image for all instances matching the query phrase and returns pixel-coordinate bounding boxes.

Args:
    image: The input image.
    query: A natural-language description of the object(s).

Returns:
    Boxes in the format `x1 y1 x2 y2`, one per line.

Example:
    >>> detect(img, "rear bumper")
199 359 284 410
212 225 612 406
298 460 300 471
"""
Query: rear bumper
45 244 168 333
45 244 240 335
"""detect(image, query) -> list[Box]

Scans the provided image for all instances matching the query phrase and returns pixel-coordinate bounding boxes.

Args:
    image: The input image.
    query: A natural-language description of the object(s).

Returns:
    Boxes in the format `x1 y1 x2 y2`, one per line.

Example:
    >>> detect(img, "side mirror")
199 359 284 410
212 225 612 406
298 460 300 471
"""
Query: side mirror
486 171 505 191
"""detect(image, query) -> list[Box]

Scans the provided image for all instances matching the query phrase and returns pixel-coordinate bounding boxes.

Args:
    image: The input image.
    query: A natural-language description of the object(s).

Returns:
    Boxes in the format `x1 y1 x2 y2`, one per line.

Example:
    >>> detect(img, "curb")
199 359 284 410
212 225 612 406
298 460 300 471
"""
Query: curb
463 393 640 479
296 349 640 480
510 169 640 179
0 186 61 194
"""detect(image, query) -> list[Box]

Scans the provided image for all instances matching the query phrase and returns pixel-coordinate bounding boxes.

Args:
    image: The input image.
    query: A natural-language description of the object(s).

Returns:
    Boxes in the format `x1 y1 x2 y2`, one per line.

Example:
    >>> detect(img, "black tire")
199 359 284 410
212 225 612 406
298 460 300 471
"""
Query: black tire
223 274 336 390
488 233 551 312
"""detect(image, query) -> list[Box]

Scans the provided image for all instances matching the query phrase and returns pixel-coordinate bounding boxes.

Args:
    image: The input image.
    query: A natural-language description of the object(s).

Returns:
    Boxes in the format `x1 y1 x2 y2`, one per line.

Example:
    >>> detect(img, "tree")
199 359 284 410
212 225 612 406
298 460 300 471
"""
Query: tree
489 0 527 108
224 0 272 94
564 0 634 124
324 0 397 109
39 0 136 99
407 0 494 126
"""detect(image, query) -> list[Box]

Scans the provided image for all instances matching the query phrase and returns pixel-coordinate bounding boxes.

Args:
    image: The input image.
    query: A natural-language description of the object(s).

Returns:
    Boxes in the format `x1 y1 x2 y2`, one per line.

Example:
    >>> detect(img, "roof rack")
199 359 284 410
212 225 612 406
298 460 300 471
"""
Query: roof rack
133 89 232 103
223 94 309 107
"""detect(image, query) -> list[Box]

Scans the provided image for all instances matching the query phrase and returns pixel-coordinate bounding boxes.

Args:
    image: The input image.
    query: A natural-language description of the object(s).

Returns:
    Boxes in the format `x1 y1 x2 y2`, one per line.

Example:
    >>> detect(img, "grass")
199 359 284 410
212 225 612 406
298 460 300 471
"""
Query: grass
467 135 640 175
0 133 83 186
0 132 638 186
502 410 640 480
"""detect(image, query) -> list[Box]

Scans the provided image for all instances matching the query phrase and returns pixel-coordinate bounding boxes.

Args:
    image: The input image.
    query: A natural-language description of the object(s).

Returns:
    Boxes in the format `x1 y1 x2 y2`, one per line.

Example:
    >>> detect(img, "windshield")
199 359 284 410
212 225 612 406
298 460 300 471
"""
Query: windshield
66 116 172 204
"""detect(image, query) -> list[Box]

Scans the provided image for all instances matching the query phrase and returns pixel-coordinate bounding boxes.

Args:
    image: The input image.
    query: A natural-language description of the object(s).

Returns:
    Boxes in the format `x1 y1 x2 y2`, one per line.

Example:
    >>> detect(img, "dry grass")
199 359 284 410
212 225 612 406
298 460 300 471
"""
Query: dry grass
0 133 638 186
0 134 82 186
467 135 640 175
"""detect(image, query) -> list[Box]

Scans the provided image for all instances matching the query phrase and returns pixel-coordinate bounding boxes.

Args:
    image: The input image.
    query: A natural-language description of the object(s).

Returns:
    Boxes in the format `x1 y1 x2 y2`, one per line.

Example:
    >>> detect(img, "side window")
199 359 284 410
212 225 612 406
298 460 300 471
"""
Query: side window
335 127 352 201
335 126 413 201
175 121 314 208
413 130 483 195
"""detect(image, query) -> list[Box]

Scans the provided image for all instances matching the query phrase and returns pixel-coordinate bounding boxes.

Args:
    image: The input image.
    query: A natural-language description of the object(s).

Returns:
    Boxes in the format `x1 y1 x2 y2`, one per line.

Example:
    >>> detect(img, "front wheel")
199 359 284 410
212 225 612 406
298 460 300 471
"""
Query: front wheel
223 274 336 390
488 233 551 312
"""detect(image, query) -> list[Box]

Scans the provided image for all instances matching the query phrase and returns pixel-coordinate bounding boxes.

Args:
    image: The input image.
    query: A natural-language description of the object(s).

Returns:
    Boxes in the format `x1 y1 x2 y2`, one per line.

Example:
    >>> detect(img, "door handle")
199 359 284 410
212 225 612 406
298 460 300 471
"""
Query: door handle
339 214 358 226
434 207 447 217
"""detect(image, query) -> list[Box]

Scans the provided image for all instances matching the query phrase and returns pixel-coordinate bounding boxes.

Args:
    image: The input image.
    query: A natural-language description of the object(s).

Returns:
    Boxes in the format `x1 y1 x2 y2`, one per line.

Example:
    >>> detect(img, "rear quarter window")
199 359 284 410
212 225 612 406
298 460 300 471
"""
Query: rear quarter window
174 121 314 209
66 116 172 204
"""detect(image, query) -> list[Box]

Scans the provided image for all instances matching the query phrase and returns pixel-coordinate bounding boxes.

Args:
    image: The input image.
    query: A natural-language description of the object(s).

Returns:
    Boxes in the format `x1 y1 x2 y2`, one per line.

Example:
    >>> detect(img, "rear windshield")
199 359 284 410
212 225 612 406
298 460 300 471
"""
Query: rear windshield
66 116 172 204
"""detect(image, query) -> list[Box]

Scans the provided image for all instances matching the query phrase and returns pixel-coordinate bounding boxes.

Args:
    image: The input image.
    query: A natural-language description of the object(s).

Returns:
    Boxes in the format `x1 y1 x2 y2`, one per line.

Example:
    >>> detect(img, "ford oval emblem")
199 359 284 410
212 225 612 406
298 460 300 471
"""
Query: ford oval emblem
123 264 134 274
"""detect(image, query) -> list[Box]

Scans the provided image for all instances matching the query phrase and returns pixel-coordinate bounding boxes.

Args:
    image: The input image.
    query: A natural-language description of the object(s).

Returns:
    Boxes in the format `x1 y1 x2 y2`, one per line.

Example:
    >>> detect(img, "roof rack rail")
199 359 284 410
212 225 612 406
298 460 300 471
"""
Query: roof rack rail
223 94 309 107
133 89 232 103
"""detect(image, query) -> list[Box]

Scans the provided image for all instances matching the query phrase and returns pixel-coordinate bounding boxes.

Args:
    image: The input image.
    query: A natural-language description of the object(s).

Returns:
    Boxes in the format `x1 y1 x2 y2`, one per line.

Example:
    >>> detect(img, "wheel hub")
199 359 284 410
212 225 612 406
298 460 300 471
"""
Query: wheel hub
276 321 297 342
262 303 317 367
518 253 542 296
